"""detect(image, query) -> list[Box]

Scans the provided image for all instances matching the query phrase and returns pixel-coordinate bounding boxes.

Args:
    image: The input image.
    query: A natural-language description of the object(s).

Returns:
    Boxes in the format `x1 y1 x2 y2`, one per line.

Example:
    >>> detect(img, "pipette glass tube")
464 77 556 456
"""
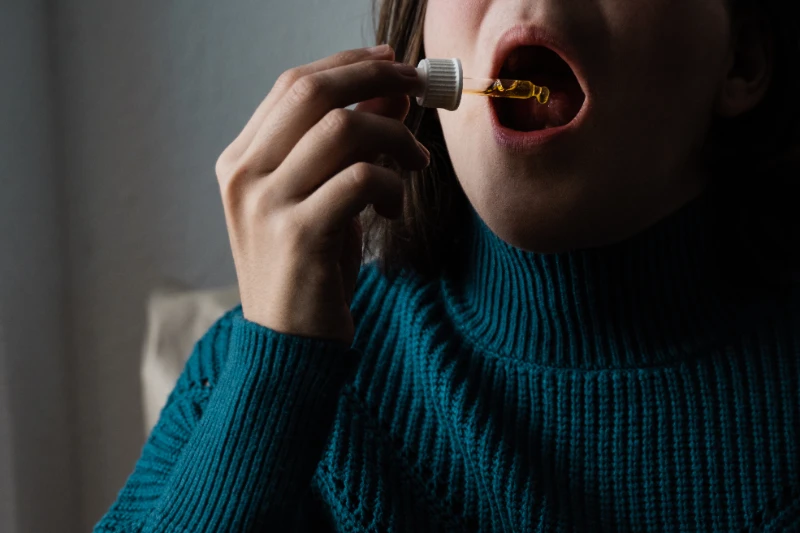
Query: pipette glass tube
463 77 550 104
414 58 550 111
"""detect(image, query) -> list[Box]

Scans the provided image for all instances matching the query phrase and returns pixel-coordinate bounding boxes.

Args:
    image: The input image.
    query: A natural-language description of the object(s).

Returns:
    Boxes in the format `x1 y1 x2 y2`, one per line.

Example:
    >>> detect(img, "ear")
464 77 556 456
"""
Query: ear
714 9 774 118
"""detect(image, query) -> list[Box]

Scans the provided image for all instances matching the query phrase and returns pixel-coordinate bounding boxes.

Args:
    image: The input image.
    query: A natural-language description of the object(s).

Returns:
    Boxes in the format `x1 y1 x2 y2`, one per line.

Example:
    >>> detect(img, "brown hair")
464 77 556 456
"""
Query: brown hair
361 0 468 282
361 0 799 282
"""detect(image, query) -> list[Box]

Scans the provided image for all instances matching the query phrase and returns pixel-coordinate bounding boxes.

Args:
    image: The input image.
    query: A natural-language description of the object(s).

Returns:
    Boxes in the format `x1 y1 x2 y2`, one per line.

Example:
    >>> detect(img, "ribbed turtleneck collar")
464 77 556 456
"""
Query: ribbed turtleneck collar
441 193 749 370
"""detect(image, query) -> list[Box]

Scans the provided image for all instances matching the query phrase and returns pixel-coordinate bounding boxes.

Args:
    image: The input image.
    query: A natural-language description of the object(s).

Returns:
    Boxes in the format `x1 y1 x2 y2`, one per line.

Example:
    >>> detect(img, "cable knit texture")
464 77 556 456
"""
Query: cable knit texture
96 195 799 532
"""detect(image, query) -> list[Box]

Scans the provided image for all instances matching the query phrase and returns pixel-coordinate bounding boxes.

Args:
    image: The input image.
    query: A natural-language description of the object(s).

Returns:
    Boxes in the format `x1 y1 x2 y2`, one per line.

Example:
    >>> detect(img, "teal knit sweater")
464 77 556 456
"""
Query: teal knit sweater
96 196 799 532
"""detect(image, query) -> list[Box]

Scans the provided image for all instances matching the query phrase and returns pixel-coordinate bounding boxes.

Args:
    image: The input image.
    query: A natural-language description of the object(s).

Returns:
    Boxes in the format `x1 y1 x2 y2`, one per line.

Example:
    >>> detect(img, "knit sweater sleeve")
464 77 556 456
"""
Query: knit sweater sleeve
93 305 360 532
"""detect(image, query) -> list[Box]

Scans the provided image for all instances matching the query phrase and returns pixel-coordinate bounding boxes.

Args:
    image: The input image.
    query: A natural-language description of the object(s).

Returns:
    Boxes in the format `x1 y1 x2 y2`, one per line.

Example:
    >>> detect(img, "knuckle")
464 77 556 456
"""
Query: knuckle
219 162 252 207
333 48 364 65
321 108 354 137
237 171 286 216
289 74 324 104
215 150 230 181
274 67 301 93
348 162 375 190
215 144 243 183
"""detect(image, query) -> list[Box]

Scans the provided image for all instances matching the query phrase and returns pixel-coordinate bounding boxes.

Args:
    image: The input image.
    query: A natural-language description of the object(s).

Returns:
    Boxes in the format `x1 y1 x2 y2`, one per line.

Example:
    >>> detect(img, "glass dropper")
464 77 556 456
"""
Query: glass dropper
414 58 550 111
462 77 550 104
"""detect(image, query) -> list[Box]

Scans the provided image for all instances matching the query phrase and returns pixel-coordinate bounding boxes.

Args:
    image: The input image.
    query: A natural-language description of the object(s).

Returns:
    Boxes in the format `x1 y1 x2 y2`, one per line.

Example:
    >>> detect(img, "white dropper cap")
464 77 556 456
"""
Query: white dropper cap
415 58 463 111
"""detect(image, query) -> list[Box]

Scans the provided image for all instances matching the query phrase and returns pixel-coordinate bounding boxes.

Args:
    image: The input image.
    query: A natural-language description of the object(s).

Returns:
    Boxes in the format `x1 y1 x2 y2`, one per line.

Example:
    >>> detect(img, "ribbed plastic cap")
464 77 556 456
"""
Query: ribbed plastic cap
415 58 463 111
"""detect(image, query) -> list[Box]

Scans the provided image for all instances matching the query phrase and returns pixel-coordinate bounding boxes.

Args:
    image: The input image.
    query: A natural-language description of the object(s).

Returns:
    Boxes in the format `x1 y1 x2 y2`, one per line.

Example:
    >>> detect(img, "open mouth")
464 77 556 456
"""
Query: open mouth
493 46 586 132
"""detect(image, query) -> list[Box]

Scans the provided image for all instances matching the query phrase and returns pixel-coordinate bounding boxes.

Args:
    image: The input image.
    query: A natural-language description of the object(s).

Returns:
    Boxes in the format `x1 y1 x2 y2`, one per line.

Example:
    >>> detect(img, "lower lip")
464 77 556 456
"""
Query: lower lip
489 97 590 152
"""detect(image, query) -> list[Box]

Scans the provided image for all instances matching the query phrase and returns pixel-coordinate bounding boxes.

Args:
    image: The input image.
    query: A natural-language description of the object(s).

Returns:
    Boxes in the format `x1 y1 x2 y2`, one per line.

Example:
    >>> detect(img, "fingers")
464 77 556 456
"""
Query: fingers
242 59 424 172
223 45 395 163
274 108 429 201
298 162 405 234
355 94 411 122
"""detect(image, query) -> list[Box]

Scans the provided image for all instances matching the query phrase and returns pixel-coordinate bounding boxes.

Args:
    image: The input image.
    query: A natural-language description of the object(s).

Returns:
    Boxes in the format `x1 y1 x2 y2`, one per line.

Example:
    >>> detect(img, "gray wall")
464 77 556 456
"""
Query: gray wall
0 324 15 533
0 1 75 533
51 0 374 530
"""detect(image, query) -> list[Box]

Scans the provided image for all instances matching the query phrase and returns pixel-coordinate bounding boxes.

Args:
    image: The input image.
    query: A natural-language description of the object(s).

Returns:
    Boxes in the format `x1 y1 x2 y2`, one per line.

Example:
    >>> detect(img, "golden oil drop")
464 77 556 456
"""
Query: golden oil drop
463 78 550 104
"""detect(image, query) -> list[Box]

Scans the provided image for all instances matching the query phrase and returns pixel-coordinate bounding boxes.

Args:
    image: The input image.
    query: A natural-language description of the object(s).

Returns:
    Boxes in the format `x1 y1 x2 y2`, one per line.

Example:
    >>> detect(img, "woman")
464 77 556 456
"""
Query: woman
96 0 798 530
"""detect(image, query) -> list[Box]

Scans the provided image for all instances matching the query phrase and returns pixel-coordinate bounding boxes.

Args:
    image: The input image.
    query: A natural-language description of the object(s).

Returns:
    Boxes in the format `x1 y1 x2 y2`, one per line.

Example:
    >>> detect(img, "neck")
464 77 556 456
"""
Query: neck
442 193 748 370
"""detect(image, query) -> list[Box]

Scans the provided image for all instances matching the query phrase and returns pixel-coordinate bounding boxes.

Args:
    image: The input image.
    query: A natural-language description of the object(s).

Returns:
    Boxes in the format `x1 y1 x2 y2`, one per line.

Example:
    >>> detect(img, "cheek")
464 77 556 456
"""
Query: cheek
599 0 730 170
424 0 492 189
424 0 485 57
616 1 729 113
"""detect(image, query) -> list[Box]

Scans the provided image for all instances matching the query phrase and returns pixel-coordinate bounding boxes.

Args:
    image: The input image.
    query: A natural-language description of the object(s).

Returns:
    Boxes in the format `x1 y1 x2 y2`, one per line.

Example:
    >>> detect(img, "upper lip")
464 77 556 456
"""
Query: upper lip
490 24 588 97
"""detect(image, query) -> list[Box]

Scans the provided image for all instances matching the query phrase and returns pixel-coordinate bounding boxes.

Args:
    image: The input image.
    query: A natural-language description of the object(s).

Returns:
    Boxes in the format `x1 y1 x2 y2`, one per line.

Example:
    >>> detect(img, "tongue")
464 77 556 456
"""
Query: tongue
520 91 574 130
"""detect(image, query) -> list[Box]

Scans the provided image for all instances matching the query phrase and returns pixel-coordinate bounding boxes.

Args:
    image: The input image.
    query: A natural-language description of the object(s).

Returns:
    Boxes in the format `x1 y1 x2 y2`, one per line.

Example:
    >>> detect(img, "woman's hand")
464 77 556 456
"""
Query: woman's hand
215 45 429 343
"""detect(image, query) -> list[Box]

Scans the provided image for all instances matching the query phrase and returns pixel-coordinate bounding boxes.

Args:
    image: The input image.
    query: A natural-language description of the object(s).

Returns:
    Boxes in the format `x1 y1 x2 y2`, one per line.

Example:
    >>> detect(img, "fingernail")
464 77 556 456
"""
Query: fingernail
367 44 391 55
394 63 419 78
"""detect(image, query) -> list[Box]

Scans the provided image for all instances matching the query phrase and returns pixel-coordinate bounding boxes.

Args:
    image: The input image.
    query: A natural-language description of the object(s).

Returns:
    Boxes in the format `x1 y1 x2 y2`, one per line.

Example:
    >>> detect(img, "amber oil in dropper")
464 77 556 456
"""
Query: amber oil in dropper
413 58 551 110
462 78 550 104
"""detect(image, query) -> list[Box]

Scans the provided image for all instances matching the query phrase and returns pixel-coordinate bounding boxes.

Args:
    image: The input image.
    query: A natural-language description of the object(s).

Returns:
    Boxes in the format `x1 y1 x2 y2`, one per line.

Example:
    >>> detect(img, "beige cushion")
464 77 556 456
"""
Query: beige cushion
141 286 240 434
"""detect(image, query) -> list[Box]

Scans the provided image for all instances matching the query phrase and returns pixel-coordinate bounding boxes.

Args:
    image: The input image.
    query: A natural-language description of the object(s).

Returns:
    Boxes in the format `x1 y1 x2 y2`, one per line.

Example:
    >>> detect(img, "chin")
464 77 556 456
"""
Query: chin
468 186 633 254
496 221 593 254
